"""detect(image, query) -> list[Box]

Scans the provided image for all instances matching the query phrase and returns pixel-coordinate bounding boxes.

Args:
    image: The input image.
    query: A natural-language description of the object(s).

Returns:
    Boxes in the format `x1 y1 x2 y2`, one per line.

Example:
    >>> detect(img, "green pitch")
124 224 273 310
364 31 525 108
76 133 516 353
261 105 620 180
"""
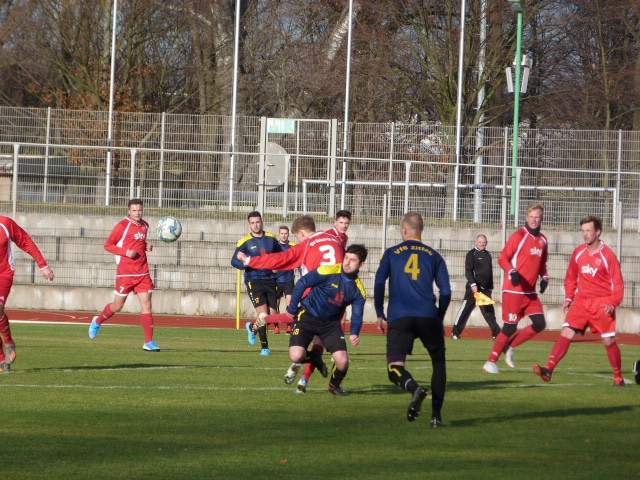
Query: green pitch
3 323 639 480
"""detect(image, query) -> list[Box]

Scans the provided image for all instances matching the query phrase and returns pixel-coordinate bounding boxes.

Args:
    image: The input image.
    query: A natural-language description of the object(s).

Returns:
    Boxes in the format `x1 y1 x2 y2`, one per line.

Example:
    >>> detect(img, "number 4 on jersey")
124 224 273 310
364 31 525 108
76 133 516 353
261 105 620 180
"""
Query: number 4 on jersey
404 253 421 280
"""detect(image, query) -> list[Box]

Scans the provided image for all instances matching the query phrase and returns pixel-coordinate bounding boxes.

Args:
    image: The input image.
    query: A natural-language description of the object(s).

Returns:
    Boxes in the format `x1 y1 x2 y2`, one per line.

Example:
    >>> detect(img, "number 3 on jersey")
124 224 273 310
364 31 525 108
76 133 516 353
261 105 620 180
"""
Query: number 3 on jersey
404 253 421 280
318 244 336 265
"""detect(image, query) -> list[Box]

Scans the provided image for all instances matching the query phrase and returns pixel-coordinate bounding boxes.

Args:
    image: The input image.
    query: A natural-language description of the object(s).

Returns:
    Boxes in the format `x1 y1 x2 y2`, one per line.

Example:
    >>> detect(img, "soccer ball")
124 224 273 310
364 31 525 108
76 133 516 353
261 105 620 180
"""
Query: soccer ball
157 216 182 242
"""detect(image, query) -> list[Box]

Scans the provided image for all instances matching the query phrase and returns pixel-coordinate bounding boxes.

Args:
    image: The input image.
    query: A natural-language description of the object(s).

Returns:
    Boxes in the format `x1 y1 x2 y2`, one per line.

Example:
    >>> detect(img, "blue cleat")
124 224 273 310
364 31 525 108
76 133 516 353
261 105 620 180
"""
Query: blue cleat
143 340 160 352
260 348 271 356
245 321 257 346
88 316 101 339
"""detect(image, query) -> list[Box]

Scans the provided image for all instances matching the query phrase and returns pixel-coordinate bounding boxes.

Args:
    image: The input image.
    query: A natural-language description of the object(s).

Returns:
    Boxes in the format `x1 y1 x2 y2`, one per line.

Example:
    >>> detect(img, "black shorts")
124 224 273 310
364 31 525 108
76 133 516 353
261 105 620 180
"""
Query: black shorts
289 311 347 353
245 280 278 310
387 316 445 357
276 280 295 297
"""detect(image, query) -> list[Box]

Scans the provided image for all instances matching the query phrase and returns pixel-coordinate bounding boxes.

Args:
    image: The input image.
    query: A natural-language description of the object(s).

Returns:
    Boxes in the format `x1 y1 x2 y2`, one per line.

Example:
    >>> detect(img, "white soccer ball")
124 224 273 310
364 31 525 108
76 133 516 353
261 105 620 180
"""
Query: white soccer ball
157 216 182 243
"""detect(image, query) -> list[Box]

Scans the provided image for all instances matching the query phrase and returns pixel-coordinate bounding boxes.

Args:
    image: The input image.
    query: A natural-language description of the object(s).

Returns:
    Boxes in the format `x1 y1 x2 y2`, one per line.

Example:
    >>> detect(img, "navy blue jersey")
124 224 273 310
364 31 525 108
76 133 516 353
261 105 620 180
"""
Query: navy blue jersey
374 240 451 323
231 232 281 282
275 241 296 284
287 264 367 335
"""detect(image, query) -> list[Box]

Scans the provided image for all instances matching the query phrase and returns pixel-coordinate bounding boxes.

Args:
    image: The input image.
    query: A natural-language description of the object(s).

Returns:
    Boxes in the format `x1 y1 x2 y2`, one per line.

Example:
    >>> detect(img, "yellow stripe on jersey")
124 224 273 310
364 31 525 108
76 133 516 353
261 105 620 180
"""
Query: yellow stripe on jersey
317 264 342 275
236 233 253 247
355 278 367 299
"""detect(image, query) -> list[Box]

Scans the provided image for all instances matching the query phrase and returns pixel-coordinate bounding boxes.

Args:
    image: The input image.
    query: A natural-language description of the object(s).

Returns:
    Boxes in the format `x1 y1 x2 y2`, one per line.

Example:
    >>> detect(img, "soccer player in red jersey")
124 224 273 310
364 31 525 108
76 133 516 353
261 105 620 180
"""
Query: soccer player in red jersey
533 215 625 385
237 212 350 392
483 204 550 374
88 199 159 351
0 216 54 372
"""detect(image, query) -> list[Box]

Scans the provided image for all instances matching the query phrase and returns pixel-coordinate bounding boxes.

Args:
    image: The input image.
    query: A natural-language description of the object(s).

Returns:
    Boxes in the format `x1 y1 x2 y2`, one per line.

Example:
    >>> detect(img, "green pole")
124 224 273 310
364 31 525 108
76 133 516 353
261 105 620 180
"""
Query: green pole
510 10 523 216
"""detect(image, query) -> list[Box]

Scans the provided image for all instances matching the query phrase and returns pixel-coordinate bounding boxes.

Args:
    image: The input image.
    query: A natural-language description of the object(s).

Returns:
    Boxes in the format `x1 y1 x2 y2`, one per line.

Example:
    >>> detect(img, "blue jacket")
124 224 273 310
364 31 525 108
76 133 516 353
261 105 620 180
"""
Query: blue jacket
231 232 281 282
275 241 296 284
374 240 451 323
287 264 367 335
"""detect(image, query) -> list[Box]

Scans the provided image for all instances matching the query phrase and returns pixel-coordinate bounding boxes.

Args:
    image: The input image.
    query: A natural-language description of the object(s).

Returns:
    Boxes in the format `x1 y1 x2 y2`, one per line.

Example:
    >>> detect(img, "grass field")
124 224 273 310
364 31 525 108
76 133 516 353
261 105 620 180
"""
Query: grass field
3 322 640 480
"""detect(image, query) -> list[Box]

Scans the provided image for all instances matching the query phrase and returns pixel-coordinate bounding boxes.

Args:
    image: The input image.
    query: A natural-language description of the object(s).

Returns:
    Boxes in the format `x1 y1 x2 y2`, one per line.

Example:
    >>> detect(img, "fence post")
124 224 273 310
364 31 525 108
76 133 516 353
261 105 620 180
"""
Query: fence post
514 167 521 227
43 107 51 203
329 119 338 217
105 143 112 206
12 143 18 218
382 193 388 252
500 127 509 298
257 117 267 213
294 120 300 212
613 129 622 230
403 161 411 214
616 201 622 260
282 155 290 218
303 181 308 214
129 149 136 199
158 112 166 207
388 122 394 213
452 126 462 222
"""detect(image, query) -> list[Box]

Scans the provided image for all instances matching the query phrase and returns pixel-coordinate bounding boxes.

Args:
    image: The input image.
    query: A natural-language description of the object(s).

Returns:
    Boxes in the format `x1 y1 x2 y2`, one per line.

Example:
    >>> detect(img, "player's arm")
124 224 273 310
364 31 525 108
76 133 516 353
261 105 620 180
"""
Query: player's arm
104 223 134 258
498 232 522 284
245 241 305 271
230 242 247 270
349 293 366 345
435 255 452 320
373 251 390 324
286 269 324 316
563 250 579 311
464 249 477 290
605 250 624 308
8 219 54 281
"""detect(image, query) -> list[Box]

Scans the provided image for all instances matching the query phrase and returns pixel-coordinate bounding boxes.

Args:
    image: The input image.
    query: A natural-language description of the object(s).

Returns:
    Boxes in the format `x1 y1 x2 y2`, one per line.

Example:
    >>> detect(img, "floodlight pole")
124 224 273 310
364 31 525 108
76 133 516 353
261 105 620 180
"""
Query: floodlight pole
105 0 117 206
452 0 466 222
340 0 354 211
228 0 241 211
510 2 524 216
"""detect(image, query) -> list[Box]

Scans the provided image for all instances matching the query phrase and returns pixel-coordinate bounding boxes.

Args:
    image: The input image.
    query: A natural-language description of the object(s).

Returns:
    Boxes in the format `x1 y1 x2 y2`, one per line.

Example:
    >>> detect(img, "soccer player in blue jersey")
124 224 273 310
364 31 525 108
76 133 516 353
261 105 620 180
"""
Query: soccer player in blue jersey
231 211 281 355
374 212 451 426
285 244 368 396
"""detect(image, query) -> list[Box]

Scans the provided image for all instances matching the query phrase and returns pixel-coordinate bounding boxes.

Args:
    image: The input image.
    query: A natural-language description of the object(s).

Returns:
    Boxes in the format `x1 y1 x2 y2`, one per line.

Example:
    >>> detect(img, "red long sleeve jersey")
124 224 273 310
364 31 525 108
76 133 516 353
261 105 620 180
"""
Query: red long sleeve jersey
564 242 624 307
0 216 48 275
104 218 150 276
247 229 345 275
499 227 549 294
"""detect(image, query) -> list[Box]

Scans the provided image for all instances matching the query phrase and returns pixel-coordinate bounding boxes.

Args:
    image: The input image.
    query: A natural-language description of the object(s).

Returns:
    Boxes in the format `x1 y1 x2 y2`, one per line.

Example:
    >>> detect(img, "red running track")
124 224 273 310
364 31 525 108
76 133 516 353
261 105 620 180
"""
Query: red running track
7 308 640 345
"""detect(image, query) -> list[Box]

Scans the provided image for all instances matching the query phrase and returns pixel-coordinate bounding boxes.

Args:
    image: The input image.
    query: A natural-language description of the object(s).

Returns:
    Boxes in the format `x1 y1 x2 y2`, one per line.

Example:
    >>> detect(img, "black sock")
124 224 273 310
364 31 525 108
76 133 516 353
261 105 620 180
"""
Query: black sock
257 325 268 349
330 364 348 388
387 364 418 394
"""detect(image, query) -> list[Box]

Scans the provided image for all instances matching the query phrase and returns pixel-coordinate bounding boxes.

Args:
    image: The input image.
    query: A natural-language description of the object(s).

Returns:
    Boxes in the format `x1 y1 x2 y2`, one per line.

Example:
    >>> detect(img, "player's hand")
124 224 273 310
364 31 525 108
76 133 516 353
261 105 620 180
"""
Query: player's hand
350 334 360 347
603 304 614 315
146 243 153 252
125 249 140 259
539 277 549 294
377 316 387 334
41 266 54 282
509 270 521 286
236 251 251 266
563 299 572 314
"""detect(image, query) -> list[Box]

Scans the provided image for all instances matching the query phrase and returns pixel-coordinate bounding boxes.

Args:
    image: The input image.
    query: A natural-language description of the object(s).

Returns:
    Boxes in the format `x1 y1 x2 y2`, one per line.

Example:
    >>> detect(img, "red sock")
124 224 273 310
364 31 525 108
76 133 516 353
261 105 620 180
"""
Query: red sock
605 341 622 378
140 313 154 343
546 336 571 371
0 314 14 345
509 325 539 348
488 332 510 362
96 304 114 325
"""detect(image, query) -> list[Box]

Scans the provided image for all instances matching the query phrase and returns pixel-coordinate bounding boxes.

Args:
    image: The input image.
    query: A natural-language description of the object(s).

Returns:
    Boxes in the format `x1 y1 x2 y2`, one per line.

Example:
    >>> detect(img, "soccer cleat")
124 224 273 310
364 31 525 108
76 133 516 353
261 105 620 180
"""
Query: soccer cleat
88 316 101 339
533 364 552 382
4 343 16 365
505 347 516 368
407 386 428 422
0 362 10 374
284 363 301 384
273 324 280 334
142 340 160 352
613 376 625 387
483 361 499 374
328 384 349 396
430 416 444 428
633 360 640 385
451 333 460 340
259 348 271 356
245 321 256 346
295 378 307 394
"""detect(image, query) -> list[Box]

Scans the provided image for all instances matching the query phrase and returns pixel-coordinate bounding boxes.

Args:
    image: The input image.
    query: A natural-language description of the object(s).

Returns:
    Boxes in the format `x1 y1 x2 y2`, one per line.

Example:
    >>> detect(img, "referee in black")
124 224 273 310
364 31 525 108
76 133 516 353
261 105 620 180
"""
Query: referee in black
451 234 500 340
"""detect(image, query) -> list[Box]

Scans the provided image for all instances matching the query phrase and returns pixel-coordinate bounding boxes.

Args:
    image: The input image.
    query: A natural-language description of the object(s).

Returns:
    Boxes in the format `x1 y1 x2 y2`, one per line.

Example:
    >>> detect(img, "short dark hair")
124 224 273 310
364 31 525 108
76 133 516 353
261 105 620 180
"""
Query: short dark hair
336 210 352 221
128 198 143 207
292 215 316 234
247 211 262 221
580 215 603 232
279 225 289 232
346 244 367 263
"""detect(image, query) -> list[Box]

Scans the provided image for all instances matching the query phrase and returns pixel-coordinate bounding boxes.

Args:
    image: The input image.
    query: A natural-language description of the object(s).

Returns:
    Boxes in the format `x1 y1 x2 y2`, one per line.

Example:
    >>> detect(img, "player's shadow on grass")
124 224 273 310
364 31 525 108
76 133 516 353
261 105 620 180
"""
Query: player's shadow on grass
447 379 520 390
346 384 408 396
450 405 635 427
24 363 187 373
